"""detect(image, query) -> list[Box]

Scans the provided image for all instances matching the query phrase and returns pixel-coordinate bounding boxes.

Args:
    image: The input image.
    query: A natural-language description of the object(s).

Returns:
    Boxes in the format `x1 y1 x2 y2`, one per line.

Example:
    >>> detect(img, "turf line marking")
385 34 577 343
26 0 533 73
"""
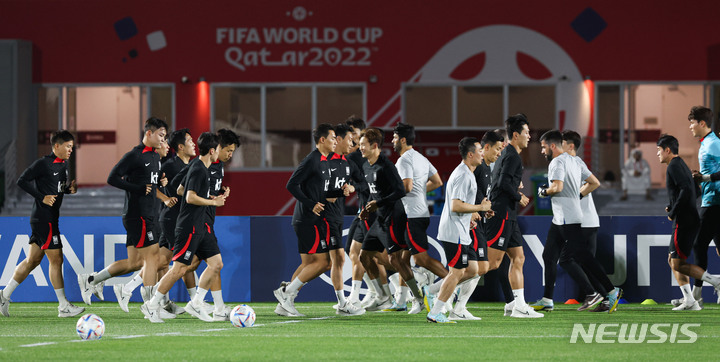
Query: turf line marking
197 328 232 332
155 332 181 336
275 320 302 324
114 335 146 339
19 342 57 347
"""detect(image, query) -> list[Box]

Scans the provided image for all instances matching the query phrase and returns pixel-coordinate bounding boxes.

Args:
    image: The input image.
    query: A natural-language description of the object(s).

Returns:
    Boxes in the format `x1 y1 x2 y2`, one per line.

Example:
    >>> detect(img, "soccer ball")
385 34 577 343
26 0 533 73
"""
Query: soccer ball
230 304 256 328
76 313 105 340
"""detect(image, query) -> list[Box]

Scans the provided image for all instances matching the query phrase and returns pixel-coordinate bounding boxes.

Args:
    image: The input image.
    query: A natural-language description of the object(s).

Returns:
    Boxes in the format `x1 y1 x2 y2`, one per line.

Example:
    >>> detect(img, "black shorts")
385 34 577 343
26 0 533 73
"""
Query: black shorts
406 217 430 255
362 218 407 254
172 224 220 265
29 221 62 250
484 216 522 251
159 218 177 250
352 218 372 244
670 219 699 259
123 216 157 248
441 240 470 269
322 218 344 250
469 228 488 262
294 221 329 254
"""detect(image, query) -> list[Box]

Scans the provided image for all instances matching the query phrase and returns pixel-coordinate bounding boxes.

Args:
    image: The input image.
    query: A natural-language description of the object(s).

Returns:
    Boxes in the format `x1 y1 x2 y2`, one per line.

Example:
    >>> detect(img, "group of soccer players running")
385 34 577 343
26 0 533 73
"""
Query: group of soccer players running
0 117 242 323
3 108 720 323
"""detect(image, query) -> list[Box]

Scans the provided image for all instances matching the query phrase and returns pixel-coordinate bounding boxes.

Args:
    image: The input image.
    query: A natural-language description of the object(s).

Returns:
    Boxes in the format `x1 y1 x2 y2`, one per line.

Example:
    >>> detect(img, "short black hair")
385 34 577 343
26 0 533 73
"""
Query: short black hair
345 116 366 131
334 123 352 139
313 123 335 144
688 106 714 128
459 137 479 159
51 130 74 145
361 128 384 147
481 130 504 147
144 117 169 133
217 128 240 148
540 130 563 147
168 128 191 153
393 122 415 146
562 130 582 150
506 113 529 139
657 134 679 154
198 132 219 156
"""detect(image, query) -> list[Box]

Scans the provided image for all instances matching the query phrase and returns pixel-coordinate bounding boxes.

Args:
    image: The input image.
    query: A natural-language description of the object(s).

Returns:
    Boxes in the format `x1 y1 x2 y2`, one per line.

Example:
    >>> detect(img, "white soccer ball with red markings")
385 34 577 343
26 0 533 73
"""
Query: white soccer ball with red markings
76 313 105 340
230 304 256 328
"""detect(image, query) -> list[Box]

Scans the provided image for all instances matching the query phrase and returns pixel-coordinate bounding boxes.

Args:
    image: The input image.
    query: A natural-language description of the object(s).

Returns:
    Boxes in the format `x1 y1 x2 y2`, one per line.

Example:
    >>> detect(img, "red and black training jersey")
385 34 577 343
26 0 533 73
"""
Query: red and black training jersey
489 146 523 220
107 144 161 220
159 155 189 222
363 153 406 225
665 156 700 224
175 158 211 232
474 161 493 204
347 150 369 210
325 153 367 223
287 149 344 225
206 160 225 226
17 154 71 223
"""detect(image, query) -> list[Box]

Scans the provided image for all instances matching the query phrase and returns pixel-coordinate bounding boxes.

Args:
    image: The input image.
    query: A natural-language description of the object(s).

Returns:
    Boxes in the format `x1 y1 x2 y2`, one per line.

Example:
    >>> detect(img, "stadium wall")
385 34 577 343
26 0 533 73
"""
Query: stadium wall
0 216 718 304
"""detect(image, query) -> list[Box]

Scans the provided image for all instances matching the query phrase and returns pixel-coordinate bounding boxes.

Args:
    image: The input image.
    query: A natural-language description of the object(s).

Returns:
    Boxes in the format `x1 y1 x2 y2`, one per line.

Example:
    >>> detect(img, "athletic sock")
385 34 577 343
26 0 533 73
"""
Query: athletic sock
362 273 373 292
680 284 695 303
381 283 392 299
512 288 526 307
349 280 362 302
691 285 702 300
335 290 346 305
369 279 382 297
211 290 225 312
141 285 155 302
123 273 144 294
187 287 197 299
455 276 480 311
90 269 112 285
285 278 305 295
701 271 720 287
428 279 443 295
3 279 19 299
148 291 165 308
54 288 69 308
405 278 422 298
396 286 409 305
193 287 208 307
430 299 446 315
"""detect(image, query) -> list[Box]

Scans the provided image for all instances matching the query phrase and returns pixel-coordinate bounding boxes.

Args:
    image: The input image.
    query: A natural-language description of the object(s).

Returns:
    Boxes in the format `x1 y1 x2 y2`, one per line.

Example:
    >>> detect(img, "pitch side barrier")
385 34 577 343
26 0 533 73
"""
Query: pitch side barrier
0 216 717 303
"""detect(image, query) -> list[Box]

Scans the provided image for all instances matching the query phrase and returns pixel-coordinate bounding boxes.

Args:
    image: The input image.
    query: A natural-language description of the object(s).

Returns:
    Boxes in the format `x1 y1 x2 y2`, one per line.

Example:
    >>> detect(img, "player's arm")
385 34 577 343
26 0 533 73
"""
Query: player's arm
402 178 413 193
451 198 491 213
107 152 145 193
17 159 46 201
580 174 600 198
667 164 693 220
545 179 564 196
186 190 224 206
396 158 413 193
156 188 177 207
348 161 368 194
496 156 523 202
286 156 319 208
375 165 406 208
426 172 443 192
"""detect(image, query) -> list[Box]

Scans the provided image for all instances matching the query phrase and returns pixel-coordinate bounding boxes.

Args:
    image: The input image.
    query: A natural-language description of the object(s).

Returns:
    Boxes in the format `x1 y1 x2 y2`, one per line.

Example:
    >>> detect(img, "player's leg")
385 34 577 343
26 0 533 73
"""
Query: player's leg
556 225 599 311
0 239 46 317
450 242 482 321
538 224 562 305
45 247 84 317
427 242 469 323
692 207 715 298
348 240 366 304
505 221 542 318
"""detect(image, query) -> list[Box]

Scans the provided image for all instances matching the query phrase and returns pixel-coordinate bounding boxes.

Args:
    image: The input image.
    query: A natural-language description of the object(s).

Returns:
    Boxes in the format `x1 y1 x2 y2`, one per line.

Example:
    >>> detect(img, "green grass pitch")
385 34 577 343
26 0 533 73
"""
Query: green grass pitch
0 302 718 360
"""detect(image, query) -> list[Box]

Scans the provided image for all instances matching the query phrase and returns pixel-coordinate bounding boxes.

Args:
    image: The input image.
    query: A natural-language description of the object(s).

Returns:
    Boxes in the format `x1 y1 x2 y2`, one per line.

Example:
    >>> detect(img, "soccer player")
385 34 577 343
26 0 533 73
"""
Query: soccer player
445 130 504 320
426 137 491 323
323 123 366 316
538 130 622 313
391 122 444 314
685 106 720 305
533 130 604 312
274 123 346 317
358 128 426 311
485 114 541 318
657 134 720 310
78 117 168 306
143 132 227 323
0 130 84 318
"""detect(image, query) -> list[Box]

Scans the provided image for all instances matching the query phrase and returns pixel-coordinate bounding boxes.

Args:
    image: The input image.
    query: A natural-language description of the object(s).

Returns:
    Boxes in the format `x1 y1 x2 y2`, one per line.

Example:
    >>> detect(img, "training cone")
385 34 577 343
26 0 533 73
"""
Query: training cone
564 299 580 304
618 298 629 304
641 299 657 305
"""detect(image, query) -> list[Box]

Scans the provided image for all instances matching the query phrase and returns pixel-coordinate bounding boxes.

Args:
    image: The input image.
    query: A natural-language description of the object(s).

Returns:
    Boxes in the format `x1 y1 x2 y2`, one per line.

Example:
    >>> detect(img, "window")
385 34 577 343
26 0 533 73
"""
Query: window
212 83 365 169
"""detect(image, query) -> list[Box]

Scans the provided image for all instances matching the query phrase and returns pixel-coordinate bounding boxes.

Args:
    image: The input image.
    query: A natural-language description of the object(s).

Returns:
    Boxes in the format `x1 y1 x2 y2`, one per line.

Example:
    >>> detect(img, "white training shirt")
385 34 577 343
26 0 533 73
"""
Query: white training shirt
548 152 584 225
573 155 600 228
437 161 477 245
395 148 438 218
